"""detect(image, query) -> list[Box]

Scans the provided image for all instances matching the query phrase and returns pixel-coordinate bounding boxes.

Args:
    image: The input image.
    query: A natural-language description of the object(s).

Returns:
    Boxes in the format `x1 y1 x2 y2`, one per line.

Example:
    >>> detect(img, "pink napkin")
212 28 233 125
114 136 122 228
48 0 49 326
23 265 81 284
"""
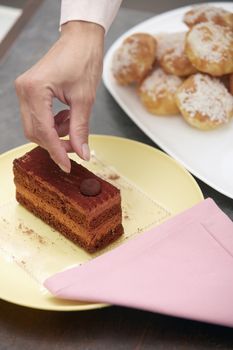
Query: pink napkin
44 198 233 327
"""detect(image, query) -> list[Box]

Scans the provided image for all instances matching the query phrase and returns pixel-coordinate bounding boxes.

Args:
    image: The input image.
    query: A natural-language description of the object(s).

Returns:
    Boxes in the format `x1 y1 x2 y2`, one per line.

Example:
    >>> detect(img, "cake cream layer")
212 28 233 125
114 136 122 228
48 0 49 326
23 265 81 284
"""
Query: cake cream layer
15 184 123 252
14 166 121 229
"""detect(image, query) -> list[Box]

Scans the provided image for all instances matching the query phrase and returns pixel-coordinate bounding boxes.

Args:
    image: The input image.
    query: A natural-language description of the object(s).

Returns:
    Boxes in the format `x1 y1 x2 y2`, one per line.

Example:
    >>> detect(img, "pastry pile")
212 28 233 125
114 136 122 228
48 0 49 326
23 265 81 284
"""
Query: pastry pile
112 4 233 130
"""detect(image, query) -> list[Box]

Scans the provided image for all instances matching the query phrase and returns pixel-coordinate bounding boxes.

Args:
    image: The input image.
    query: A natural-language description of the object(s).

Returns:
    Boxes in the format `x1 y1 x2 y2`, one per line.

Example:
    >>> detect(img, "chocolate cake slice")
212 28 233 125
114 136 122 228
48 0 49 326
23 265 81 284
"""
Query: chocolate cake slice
13 147 124 253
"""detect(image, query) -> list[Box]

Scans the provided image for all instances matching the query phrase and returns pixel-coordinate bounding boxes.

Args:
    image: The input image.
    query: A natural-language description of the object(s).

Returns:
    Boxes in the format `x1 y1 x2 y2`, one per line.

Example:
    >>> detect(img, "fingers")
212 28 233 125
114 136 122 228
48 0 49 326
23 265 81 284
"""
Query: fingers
54 110 75 153
69 100 92 161
61 139 73 153
54 110 70 137
54 109 70 125
15 76 71 173
32 102 71 173
15 77 37 143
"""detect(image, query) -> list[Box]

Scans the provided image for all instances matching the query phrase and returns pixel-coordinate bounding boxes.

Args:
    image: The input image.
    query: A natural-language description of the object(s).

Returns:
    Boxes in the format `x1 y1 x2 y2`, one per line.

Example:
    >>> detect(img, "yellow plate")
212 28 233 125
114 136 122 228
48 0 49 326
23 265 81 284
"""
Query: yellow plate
0 135 203 311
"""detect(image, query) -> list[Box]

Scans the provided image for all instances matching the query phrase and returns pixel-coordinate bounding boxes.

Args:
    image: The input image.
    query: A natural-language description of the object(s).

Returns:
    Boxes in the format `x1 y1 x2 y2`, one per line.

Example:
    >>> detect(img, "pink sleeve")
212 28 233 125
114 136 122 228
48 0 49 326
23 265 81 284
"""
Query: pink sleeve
60 0 122 33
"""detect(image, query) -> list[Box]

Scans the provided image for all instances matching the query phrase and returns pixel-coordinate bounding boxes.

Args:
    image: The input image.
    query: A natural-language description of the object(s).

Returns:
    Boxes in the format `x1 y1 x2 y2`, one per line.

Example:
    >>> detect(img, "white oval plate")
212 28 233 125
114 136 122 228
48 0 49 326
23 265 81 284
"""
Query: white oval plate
103 2 233 199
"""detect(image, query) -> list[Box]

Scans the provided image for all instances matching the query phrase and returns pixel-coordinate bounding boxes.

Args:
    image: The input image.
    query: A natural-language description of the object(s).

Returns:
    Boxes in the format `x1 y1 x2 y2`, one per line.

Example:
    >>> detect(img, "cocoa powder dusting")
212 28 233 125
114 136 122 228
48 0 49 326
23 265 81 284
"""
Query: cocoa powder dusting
22 227 34 235
108 174 120 180
18 222 47 245
38 235 46 245
2 218 9 225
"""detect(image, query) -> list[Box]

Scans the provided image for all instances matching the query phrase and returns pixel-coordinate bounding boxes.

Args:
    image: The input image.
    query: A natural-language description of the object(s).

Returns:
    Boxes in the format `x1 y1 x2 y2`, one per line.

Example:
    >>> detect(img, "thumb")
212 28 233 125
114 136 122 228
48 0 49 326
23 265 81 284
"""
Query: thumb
69 101 91 161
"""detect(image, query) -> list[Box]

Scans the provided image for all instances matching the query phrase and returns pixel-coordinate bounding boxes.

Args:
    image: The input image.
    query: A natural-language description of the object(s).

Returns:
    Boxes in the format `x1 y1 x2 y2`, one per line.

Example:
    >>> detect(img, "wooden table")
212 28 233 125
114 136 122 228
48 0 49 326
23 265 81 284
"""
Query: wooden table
0 1 233 348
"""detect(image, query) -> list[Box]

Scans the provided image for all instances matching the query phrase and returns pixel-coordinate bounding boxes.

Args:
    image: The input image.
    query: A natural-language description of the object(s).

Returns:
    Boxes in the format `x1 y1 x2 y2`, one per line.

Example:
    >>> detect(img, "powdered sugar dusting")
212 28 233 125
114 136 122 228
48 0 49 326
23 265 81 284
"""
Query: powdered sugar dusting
184 5 231 24
177 74 233 122
188 22 233 62
112 37 140 75
155 32 186 60
141 68 182 100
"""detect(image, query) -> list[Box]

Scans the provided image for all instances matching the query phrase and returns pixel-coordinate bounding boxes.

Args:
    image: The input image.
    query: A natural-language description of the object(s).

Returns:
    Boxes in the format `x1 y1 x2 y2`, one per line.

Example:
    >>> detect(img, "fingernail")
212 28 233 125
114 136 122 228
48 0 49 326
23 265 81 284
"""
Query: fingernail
58 163 70 173
82 143 90 161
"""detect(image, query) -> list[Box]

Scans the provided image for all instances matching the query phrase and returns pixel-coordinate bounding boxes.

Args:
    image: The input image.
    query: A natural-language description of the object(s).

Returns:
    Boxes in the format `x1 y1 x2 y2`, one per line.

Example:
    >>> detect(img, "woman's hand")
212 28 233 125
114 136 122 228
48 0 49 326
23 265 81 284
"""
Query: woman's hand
15 21 104 173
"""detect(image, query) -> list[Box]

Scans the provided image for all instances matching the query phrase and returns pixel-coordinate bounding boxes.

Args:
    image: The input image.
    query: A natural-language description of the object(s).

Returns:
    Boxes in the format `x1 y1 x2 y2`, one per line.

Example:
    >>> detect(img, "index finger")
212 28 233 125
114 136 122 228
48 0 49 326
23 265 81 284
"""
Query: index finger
29 93 71 173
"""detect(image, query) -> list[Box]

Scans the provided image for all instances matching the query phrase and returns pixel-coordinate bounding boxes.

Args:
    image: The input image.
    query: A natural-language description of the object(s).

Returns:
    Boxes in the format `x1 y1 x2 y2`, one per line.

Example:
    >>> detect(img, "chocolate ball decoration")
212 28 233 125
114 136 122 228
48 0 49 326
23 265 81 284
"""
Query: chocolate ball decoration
80 178 101 196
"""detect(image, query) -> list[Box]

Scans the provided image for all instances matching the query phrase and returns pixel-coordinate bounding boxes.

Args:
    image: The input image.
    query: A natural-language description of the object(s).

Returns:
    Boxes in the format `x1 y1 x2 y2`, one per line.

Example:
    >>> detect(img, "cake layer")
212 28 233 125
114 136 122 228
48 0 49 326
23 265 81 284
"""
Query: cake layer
16 187 123 252
14 170 121 229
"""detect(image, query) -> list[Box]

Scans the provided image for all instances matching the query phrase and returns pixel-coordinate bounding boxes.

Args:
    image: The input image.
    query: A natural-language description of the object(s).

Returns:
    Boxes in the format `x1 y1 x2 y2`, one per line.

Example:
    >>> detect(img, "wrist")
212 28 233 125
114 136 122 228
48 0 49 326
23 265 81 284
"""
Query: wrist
61 21 104 38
